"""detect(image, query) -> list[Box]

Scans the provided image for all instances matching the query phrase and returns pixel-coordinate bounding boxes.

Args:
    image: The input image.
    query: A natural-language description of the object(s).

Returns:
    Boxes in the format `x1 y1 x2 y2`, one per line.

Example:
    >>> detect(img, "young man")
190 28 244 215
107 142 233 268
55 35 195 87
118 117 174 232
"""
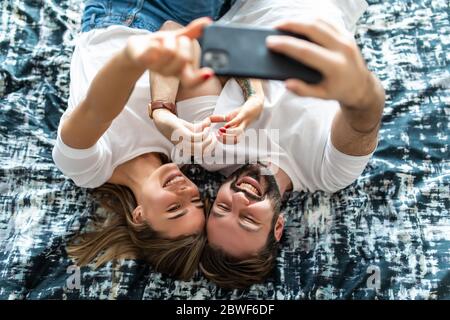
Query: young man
196 1 385 288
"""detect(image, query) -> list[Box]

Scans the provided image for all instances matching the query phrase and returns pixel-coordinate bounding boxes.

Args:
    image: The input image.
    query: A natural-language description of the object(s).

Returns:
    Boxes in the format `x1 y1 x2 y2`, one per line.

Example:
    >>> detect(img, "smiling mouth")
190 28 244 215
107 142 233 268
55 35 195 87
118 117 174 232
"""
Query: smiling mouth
236 176 262 198
163 173 185 187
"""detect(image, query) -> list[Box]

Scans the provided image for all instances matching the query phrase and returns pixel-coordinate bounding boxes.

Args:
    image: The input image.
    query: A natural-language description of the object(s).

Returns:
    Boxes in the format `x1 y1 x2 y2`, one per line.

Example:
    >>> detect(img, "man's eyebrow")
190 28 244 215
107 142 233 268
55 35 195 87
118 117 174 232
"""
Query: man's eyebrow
168 209 188 220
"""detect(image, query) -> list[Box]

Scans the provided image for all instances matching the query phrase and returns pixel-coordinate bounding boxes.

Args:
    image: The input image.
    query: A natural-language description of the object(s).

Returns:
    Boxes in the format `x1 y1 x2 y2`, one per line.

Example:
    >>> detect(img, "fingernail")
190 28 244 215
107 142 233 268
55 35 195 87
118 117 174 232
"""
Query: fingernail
219 127 226 133
224 124 230 129
202 73 212 80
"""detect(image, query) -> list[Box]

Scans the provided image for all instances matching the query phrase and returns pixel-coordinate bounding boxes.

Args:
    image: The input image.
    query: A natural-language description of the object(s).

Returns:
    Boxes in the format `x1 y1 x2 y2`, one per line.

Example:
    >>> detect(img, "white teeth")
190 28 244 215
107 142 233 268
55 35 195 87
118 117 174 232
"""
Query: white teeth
166 175 184 187
238 182 260 197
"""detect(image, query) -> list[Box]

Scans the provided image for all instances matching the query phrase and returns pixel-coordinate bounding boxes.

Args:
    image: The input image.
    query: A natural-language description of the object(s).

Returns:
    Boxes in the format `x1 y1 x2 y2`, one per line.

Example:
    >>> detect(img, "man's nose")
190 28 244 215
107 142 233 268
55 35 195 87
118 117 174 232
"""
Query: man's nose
232 191 250 210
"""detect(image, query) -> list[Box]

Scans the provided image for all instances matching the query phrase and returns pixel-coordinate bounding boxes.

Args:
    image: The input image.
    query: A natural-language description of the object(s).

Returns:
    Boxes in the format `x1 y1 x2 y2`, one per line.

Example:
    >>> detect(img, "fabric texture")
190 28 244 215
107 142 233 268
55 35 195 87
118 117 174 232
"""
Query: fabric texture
81 0 227 32
0 0 449 299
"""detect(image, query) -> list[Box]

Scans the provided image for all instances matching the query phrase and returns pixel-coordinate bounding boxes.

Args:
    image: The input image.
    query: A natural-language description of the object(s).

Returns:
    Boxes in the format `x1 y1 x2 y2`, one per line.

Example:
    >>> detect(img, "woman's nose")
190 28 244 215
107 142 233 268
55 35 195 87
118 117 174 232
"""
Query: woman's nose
176 184 194 196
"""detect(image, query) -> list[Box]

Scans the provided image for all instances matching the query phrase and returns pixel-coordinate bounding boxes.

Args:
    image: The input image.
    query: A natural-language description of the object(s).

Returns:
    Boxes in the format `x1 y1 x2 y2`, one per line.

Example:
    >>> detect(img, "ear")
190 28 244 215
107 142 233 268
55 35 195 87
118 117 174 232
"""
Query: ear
274 214 285 242
132 205 145 224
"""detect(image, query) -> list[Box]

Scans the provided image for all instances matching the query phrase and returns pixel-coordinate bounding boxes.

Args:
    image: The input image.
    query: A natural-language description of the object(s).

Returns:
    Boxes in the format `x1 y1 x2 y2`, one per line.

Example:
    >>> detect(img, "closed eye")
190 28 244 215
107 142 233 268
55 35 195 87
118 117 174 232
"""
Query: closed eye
217 203 230 212
167 204 181 212
244 216 257 224
239 216 260 232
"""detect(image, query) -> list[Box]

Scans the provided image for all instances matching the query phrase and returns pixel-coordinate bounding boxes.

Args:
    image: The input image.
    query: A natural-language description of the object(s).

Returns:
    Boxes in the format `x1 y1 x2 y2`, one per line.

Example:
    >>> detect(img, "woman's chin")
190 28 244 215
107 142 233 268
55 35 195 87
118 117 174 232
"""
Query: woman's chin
155 163 182 187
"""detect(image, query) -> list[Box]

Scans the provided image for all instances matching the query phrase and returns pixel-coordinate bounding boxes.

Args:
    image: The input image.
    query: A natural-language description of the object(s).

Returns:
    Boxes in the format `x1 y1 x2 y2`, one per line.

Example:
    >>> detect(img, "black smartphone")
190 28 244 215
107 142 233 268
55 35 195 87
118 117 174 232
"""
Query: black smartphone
199 24 323 84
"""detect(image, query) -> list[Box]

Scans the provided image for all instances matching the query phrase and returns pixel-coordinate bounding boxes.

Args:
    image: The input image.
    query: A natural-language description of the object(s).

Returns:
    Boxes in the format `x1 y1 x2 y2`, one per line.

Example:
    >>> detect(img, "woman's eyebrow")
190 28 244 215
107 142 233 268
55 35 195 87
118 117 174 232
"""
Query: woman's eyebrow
192 198 204 208
168 209 188 220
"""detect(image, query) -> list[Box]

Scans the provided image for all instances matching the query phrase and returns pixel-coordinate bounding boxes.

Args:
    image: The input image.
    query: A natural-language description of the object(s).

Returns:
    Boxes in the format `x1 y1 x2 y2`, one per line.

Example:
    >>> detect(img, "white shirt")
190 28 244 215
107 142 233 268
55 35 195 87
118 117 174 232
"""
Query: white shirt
220 0 368 33
52 26 176 188
53 0 371 192
178 79 373 193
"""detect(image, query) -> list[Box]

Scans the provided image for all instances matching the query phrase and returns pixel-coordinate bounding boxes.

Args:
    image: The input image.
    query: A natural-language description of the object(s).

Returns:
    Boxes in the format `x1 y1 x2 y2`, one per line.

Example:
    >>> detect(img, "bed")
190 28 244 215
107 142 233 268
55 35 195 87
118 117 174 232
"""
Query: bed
0 0 448 299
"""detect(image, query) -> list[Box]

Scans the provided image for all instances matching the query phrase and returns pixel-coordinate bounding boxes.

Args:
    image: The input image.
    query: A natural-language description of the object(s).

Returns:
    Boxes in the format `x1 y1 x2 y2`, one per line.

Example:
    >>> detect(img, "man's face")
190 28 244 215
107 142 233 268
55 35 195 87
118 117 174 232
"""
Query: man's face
206 164 284 258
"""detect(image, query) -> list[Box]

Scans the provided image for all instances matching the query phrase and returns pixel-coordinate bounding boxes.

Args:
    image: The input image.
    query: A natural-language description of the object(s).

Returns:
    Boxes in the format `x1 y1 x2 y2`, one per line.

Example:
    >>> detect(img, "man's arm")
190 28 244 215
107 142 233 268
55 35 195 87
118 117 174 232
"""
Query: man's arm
266 19 385 156
331 72 385 156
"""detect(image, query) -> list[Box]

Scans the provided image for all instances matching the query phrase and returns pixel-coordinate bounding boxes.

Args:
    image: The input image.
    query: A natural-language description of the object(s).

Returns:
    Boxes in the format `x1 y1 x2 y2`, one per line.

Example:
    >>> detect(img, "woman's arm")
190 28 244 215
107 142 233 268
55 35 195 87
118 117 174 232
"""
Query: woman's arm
61 50 144 149
60 18 212 150
235 78 264 103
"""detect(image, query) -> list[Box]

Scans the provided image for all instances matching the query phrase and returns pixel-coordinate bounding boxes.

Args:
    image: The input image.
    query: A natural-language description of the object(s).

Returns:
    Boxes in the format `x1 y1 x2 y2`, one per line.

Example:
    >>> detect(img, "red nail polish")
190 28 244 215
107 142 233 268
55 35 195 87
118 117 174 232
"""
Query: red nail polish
224 124 230 129
219 127 226 133
202 73 212 80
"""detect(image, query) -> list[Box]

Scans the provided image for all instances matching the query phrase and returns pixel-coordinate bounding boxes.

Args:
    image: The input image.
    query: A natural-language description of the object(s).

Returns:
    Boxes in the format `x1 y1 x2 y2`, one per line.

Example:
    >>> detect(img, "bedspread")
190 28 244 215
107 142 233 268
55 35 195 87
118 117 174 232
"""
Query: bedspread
0 0 448 299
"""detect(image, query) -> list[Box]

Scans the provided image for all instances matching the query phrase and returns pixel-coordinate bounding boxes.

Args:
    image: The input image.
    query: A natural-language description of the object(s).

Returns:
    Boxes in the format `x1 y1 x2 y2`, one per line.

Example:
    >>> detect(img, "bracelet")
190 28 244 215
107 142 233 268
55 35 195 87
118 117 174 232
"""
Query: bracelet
148 101 178 119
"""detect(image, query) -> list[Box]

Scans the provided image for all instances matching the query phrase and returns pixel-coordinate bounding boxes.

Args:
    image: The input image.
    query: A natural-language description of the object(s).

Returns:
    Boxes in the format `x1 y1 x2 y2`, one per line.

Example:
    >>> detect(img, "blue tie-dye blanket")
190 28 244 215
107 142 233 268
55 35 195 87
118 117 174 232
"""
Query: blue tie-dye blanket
0 0 448 299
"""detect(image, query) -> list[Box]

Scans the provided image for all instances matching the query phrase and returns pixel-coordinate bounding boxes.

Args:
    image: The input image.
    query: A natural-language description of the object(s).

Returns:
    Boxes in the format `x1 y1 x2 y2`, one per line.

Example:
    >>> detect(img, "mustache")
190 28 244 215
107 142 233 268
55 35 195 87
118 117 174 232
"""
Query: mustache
228 163 280 202
230 178 263 201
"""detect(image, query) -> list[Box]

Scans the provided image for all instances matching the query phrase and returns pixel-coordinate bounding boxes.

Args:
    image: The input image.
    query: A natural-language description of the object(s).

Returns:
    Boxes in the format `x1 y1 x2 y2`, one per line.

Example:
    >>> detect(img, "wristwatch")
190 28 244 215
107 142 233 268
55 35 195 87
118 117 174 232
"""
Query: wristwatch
148 101 178 119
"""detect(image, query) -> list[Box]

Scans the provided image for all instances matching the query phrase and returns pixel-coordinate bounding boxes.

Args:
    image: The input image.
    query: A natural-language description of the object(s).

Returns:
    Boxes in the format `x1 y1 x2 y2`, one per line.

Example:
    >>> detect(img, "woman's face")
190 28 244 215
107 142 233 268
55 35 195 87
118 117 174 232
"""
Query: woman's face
135 163 205 238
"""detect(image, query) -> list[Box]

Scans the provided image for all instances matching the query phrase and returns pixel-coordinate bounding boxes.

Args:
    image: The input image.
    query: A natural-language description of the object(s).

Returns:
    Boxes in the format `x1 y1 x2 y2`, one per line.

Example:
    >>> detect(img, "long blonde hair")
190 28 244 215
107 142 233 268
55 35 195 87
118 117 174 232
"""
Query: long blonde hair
67 183 206 281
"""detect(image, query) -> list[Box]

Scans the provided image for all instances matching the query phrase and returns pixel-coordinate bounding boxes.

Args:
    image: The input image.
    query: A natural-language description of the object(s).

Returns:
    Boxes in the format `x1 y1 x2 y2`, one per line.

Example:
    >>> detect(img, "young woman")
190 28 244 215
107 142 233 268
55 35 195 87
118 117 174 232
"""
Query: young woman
52 1 224 280
53 0 263 281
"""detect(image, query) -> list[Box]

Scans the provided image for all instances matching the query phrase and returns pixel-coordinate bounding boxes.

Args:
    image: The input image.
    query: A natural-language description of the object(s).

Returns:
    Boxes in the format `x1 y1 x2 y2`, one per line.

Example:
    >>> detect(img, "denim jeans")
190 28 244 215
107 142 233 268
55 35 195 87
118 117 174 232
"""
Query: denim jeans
81 0 233 33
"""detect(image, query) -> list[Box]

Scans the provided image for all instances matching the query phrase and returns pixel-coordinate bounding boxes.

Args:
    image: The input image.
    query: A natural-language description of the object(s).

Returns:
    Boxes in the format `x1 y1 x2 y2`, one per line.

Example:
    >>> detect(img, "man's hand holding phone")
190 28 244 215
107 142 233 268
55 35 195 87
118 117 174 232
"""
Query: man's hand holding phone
266 19 378 110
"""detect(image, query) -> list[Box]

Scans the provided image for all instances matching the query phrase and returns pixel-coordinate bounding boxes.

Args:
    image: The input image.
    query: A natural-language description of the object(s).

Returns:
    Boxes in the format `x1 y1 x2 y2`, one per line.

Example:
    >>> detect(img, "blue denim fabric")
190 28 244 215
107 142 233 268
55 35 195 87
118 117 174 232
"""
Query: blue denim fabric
81 0 229 33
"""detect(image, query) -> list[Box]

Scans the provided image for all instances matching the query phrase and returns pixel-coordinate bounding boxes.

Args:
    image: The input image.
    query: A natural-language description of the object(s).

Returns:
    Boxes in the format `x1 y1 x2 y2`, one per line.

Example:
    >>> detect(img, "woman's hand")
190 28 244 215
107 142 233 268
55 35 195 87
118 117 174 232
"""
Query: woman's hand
125 17 214 87
215 96 264 144
153 109 216 158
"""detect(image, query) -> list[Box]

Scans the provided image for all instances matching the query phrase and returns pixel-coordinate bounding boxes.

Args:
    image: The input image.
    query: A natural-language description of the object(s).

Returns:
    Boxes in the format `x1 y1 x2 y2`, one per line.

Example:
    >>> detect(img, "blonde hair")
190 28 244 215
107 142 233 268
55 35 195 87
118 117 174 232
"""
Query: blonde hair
67 183 206 281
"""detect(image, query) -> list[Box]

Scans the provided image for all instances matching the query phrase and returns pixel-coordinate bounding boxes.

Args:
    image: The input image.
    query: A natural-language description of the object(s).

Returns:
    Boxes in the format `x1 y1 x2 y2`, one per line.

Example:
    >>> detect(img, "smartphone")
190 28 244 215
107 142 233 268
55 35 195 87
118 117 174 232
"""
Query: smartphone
199 24 323 84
